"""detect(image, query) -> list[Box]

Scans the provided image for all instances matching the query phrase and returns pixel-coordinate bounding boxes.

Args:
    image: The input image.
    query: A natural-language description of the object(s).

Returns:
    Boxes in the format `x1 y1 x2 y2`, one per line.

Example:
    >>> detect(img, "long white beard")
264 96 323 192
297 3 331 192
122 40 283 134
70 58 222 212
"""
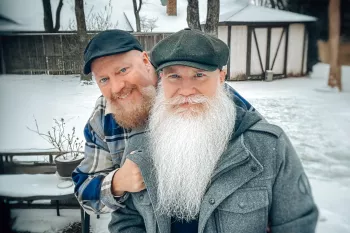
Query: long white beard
148 83 236 221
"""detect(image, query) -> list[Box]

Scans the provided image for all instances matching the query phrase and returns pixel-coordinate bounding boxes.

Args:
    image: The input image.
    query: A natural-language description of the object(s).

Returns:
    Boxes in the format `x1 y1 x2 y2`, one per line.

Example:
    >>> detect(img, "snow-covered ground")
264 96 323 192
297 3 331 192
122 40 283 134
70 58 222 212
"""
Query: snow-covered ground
1 63 350 232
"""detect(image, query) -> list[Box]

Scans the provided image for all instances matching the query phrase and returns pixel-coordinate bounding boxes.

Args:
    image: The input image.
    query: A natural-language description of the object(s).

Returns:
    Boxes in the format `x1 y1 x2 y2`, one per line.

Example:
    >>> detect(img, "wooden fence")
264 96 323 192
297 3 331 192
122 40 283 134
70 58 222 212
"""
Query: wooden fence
0 32 172 75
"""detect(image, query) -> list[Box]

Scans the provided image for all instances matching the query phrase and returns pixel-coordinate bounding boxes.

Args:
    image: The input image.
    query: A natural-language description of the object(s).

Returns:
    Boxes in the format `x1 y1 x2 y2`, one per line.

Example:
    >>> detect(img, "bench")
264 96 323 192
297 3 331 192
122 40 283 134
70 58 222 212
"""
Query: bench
0 151 90 233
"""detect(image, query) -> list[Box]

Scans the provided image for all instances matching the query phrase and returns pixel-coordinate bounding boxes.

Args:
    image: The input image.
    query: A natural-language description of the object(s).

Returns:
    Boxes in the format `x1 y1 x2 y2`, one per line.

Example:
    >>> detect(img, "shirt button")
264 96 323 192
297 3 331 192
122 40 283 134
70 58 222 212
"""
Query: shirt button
251 166 257 172
209 198 215 205
139 194 144 200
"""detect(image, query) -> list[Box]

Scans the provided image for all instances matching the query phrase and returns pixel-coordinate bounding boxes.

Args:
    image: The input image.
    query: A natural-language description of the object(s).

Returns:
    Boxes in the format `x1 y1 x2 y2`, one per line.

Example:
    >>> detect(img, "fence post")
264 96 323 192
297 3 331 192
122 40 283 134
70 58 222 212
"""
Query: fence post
0 156 4 174
0 37 6 74
42 35 49 75
49 154 53 164
60 35 65 75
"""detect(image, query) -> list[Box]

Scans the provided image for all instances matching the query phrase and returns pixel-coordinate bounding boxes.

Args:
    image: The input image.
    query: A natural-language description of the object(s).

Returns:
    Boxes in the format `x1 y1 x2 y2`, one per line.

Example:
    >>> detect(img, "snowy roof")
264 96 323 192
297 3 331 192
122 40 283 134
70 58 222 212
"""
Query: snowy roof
218 3 317 24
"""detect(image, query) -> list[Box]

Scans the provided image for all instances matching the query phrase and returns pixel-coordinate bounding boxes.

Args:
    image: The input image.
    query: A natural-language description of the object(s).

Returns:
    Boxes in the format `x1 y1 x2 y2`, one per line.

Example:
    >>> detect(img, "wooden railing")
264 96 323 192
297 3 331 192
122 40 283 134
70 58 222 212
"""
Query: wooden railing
0 151 65 174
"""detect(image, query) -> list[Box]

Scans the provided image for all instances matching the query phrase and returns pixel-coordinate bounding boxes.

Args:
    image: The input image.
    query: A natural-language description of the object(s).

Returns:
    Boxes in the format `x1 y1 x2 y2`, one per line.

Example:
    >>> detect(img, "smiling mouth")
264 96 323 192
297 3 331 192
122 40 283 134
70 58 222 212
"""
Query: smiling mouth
117 89 133 99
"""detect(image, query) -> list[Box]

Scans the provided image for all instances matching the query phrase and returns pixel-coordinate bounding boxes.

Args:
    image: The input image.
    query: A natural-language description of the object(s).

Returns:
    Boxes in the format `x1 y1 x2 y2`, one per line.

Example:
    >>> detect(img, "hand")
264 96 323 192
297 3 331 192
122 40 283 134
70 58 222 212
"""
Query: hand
111 159 145 196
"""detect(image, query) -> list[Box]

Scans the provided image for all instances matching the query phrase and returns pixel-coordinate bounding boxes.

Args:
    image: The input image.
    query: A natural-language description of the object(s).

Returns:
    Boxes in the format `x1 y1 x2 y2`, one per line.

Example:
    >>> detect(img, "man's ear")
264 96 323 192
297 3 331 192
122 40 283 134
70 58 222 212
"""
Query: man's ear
219 70 226 84
142 51 151 67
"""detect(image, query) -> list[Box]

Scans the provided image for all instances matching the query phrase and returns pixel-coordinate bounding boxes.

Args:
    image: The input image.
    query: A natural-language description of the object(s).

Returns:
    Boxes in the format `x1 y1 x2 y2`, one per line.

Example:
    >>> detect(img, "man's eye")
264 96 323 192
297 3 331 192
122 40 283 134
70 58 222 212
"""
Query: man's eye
99 77 109 83
169 74 180 79
195 73 205 78
120 67 127 73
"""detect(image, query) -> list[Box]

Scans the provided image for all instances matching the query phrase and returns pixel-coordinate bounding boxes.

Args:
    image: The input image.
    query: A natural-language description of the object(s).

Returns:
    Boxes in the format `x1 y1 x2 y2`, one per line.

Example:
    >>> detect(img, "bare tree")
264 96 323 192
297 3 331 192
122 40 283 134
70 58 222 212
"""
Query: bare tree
133 0 143 32
204 0 220 36
75 0 91 81
187 0 201 30
140 16 158 32
148 17 158 32
42 0 63 32
67 0 118 31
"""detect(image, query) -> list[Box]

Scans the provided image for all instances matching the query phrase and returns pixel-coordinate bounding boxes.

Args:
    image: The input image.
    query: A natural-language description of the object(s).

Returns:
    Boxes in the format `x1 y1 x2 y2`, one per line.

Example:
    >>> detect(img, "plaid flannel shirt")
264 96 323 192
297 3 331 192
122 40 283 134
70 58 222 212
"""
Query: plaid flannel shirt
72 83 255 215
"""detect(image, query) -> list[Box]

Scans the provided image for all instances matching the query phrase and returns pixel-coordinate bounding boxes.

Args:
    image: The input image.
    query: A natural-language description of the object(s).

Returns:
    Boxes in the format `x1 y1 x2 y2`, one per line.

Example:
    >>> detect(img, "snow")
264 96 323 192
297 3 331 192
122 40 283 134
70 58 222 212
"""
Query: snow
11 208 111 233
0 75 100 151
0 0 316 33
219 3 316 23
0 0 250 33
1 63 350 232
0 174 74 197
11 209 82 233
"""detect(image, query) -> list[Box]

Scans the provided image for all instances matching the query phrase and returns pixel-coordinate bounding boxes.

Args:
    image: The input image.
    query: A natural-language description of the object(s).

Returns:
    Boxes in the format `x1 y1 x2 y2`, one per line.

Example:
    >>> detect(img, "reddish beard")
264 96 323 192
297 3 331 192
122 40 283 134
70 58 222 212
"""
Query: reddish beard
108 85 155 129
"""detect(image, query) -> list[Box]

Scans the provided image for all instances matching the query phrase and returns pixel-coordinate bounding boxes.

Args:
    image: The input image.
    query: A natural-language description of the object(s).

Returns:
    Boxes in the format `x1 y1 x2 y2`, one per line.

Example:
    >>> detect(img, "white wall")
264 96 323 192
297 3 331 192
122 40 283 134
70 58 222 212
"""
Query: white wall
269 27 286 74
250 28 267 75
218 26 228 44
229 26 247 79
287 23 305 76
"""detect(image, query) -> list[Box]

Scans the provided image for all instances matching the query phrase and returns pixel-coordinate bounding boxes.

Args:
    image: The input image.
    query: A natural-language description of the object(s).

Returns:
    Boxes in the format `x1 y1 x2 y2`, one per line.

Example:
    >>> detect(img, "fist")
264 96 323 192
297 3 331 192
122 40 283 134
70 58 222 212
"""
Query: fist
111 159 145 196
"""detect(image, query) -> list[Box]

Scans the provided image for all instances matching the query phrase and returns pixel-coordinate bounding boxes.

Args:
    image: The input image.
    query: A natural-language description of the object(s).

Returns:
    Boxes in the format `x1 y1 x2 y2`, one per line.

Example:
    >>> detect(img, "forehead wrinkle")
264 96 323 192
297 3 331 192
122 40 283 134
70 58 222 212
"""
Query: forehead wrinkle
163 66 202 76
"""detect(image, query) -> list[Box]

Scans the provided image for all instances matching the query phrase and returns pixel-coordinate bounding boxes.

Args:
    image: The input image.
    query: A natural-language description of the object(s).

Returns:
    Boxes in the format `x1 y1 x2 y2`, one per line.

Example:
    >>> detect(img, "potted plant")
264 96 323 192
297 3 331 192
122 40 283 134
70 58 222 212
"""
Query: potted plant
28 118 84 178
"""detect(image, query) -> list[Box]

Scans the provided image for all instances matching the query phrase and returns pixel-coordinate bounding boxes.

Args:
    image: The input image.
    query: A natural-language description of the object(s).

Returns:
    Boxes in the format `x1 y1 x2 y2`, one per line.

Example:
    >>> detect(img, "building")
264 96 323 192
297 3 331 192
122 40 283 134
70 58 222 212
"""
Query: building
217 3 316 80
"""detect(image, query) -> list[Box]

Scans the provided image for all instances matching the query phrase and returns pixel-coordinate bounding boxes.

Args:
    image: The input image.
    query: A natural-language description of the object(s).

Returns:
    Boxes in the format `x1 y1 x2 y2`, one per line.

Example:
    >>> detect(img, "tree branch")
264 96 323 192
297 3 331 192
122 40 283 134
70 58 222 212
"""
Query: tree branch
137 0 143 13
54 0 64 32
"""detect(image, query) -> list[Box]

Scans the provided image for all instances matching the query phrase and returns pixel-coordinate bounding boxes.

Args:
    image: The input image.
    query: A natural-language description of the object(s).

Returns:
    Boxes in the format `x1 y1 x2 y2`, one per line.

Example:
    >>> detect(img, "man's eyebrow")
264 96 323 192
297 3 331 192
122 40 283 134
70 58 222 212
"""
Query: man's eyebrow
163 67 176 74
114 62 131 71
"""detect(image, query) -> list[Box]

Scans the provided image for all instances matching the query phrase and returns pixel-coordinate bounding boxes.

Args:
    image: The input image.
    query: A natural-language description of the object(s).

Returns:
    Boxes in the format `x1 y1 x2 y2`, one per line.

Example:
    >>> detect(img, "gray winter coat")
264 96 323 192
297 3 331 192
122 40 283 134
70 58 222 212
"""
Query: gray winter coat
108 107 318 233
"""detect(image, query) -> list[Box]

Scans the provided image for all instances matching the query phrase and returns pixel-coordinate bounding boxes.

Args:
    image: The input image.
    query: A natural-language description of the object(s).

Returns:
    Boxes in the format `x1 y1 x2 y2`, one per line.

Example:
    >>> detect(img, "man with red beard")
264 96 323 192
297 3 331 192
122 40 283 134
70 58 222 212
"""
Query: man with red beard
72 29 256 215
109 29 318 233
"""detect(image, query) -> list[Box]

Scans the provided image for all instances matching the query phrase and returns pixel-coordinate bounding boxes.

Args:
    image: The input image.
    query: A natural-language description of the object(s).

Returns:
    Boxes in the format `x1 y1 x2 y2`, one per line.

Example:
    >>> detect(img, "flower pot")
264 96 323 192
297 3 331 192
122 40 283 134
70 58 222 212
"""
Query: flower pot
55 153 84 178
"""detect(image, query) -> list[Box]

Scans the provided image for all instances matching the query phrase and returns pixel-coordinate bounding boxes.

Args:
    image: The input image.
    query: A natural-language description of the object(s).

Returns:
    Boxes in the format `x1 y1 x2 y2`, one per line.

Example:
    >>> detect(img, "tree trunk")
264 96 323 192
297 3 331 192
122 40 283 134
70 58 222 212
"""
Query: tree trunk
328 0 342 91
75 0 91 81
187 0 201 30
204 0 220 36
42 0 54 32
269 0 276 8
133 0 142 32
54 0 64 32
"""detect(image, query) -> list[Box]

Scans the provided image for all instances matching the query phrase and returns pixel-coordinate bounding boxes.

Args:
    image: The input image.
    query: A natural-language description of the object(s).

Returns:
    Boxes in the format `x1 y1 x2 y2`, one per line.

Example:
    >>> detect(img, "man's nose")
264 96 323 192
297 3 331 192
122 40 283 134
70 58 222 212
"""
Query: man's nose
110 76 125 94
178 79 196 96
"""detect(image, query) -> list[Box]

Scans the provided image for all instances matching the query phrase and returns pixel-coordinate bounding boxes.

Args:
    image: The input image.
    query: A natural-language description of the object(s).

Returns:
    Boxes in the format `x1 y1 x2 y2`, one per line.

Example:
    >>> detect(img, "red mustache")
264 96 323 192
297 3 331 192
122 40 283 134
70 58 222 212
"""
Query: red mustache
110 85 137 102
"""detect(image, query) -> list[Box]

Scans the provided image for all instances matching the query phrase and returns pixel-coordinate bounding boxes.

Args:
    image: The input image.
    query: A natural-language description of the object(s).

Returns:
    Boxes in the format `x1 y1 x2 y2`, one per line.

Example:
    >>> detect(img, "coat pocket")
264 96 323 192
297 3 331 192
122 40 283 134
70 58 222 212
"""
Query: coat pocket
216 187 268 233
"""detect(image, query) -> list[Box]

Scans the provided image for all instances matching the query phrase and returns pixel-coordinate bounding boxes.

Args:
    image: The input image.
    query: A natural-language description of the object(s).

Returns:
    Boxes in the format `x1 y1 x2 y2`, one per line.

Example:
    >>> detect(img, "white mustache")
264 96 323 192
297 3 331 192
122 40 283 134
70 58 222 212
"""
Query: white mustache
165 94 210 106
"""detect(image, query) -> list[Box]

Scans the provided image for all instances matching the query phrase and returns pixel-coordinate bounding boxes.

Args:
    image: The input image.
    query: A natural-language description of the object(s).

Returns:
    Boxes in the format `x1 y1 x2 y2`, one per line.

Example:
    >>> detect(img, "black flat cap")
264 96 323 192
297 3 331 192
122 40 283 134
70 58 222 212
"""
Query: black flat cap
150 28 229 72
83 30 143 74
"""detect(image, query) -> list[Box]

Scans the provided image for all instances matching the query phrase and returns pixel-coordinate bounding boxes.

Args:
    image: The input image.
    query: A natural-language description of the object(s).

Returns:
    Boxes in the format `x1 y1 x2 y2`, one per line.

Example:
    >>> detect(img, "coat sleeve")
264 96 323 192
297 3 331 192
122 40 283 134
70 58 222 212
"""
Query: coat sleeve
108 197 146 233
270 131 318 232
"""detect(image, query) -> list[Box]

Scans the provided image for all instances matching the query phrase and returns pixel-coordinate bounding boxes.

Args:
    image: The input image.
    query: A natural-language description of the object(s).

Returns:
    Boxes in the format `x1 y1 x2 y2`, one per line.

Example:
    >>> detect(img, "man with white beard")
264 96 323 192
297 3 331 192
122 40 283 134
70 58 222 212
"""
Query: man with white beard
109 29 318 233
